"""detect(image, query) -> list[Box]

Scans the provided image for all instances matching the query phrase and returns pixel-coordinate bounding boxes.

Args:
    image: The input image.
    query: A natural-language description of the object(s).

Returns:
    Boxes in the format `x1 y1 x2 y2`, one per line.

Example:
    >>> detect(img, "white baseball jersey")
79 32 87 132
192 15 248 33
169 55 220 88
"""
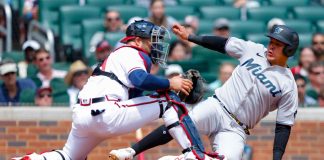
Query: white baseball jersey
78 46 148 100
215 37 298 128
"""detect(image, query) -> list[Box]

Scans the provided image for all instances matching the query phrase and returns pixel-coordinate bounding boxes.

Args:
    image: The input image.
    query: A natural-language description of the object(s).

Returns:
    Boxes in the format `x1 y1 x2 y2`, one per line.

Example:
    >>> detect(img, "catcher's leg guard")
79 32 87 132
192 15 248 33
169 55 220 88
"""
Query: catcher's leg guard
165 91 225 160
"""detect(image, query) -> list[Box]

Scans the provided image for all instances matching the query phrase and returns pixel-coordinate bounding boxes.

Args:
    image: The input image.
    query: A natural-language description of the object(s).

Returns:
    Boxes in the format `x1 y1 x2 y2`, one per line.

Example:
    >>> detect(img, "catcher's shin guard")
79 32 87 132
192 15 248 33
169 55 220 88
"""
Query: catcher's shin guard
165 92 224 160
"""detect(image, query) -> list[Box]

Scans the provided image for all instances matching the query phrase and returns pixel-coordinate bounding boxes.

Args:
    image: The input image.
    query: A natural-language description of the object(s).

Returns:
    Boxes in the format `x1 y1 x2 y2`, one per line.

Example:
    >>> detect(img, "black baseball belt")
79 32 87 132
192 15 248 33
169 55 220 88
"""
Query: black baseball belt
77 97 106 105
213 95 250 135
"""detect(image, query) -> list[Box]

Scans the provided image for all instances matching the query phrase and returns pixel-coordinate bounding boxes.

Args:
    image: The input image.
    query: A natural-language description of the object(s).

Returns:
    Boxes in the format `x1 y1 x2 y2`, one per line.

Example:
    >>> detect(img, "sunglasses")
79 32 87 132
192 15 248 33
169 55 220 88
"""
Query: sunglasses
311 71 324 75
74 70 89 77
37 56 50 62
312 41 324 45
297 84 305 88
39 94 52 98
106 17 120 22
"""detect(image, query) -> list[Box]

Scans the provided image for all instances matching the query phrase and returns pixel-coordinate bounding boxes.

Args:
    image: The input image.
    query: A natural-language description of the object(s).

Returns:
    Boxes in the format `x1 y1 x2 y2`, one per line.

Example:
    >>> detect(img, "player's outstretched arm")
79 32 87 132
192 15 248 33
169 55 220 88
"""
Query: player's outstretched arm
273 123 291 160
129 70 192 95
172 24 228 54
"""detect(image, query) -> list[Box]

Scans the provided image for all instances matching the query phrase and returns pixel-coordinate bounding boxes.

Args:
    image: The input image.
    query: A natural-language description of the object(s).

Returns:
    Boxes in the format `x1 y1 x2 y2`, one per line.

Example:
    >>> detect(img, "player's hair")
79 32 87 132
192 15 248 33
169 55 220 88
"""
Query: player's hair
34 48 50 60
294 74 306 83
308 61 324 73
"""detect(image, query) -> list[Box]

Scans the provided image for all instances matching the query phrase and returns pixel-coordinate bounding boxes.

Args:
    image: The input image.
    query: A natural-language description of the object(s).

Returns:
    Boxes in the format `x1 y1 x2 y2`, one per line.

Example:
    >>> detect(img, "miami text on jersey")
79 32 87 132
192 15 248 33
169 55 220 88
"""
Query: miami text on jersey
241 58 282 97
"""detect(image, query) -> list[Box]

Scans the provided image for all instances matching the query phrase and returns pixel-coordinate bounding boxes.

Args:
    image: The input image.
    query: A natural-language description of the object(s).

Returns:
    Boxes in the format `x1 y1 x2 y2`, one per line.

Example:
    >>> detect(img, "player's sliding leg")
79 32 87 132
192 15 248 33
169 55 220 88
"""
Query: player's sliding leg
108 125 171 160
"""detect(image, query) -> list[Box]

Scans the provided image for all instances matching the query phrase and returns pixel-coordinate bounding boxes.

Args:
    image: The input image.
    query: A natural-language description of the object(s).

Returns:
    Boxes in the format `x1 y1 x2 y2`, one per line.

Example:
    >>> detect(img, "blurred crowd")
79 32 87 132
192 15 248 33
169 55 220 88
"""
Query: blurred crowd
0 0 323 109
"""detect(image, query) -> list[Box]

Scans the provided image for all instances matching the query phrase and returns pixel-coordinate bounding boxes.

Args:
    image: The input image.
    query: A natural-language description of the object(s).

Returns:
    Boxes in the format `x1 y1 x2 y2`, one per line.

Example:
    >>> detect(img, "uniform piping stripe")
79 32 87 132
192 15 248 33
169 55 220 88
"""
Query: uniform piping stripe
121 99 167 107
128 67 142 74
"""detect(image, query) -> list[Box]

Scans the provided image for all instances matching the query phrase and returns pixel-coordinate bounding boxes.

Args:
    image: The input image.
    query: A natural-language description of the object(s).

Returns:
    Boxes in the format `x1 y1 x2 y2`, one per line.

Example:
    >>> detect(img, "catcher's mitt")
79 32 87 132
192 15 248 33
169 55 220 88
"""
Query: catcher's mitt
178 69 206 104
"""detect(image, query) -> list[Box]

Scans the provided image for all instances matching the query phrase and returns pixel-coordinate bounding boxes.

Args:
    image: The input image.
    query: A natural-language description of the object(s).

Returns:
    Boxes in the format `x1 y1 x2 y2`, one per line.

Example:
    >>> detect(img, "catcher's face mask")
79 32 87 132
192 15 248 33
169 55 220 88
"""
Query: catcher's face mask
150 26 170 69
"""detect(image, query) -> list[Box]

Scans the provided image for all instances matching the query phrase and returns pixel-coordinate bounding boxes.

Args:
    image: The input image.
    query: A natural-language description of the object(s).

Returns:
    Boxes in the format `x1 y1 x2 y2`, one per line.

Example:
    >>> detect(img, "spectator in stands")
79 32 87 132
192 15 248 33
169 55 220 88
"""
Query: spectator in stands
22 0 38 41
146 0 177 29
165 64 183 79
291 47 317 77
33 49 67 87
135 0 177 8
90 10 123 50
213 18 230 38
18 40 40 78
0 60 36 106
319 87 324 107
90 40 112 69
208 62 235 91
306 61 324 100
233 0 260 8
168 40 190 62
294 74 318 107
34 87 53 106
311 33 324 60
0 9 5 38
184 15 199 34
267 18 285 32
64 60 92 106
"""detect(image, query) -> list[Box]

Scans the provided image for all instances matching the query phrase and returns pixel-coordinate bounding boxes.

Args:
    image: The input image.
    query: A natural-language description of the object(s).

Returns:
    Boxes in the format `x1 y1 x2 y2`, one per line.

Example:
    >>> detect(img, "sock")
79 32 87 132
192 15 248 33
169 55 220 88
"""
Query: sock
132 125 173 155
41 150 70 160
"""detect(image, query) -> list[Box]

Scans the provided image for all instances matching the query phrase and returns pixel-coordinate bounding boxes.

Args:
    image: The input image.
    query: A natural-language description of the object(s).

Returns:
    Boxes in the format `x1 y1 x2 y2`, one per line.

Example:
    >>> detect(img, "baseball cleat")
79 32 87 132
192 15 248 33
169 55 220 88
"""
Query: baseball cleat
107 153 119 160
108 147 135 160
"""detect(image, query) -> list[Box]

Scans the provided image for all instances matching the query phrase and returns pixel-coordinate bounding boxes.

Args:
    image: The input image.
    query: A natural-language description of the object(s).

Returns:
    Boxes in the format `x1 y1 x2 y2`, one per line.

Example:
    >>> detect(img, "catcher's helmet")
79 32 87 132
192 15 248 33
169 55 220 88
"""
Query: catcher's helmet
120 20 171 68
266 25 299 57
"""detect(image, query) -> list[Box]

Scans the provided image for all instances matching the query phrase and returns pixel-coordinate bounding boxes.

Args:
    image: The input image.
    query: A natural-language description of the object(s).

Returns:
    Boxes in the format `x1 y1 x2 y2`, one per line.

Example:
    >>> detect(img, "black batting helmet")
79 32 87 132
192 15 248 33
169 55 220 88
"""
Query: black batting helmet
120 20 171 68
266 25 299 57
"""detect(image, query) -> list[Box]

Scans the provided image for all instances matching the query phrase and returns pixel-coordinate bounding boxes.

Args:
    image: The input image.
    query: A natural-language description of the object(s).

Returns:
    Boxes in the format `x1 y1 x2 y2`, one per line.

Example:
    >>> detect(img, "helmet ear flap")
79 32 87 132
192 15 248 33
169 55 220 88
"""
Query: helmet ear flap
283 45 294 57
283 32 299 57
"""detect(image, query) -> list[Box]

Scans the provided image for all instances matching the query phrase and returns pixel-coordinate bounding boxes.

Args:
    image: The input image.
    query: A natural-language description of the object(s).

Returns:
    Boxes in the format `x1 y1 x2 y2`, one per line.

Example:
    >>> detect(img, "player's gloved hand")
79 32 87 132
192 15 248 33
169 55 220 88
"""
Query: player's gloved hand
172 24 190 41
169 75 193 96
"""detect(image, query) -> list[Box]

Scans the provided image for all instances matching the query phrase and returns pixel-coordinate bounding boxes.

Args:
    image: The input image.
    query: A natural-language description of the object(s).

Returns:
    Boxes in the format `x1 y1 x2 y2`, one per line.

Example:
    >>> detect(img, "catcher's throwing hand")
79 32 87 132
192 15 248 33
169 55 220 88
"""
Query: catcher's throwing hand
169 75 193 96
172 24 190 41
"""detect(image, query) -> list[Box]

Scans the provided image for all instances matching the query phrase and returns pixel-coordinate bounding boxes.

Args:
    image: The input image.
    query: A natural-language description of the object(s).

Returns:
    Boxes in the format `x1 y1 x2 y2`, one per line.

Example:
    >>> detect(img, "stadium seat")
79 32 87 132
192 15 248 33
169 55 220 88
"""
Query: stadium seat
19 89 36 105
52 62 71 71
165 6 196 21
59 5 101 50
284 20 314 34
247 7 289 22
50 78 69 106
229 20 266 38
200 72 217 84
316 20 324 33
38 0 79 34
81 19 105 58
106 5 148 24
197 19 213 35
298 33 312 48
191 45 236 72
27 64 38 78
11 0 24 16
222 0 265 6
1 51 24 63
246 34 269 46
168 59 209 73
293 6 324 23
200 6 241 20
104 32 125 47
178 0 222 8
85 0 126 11
269 0 310 7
